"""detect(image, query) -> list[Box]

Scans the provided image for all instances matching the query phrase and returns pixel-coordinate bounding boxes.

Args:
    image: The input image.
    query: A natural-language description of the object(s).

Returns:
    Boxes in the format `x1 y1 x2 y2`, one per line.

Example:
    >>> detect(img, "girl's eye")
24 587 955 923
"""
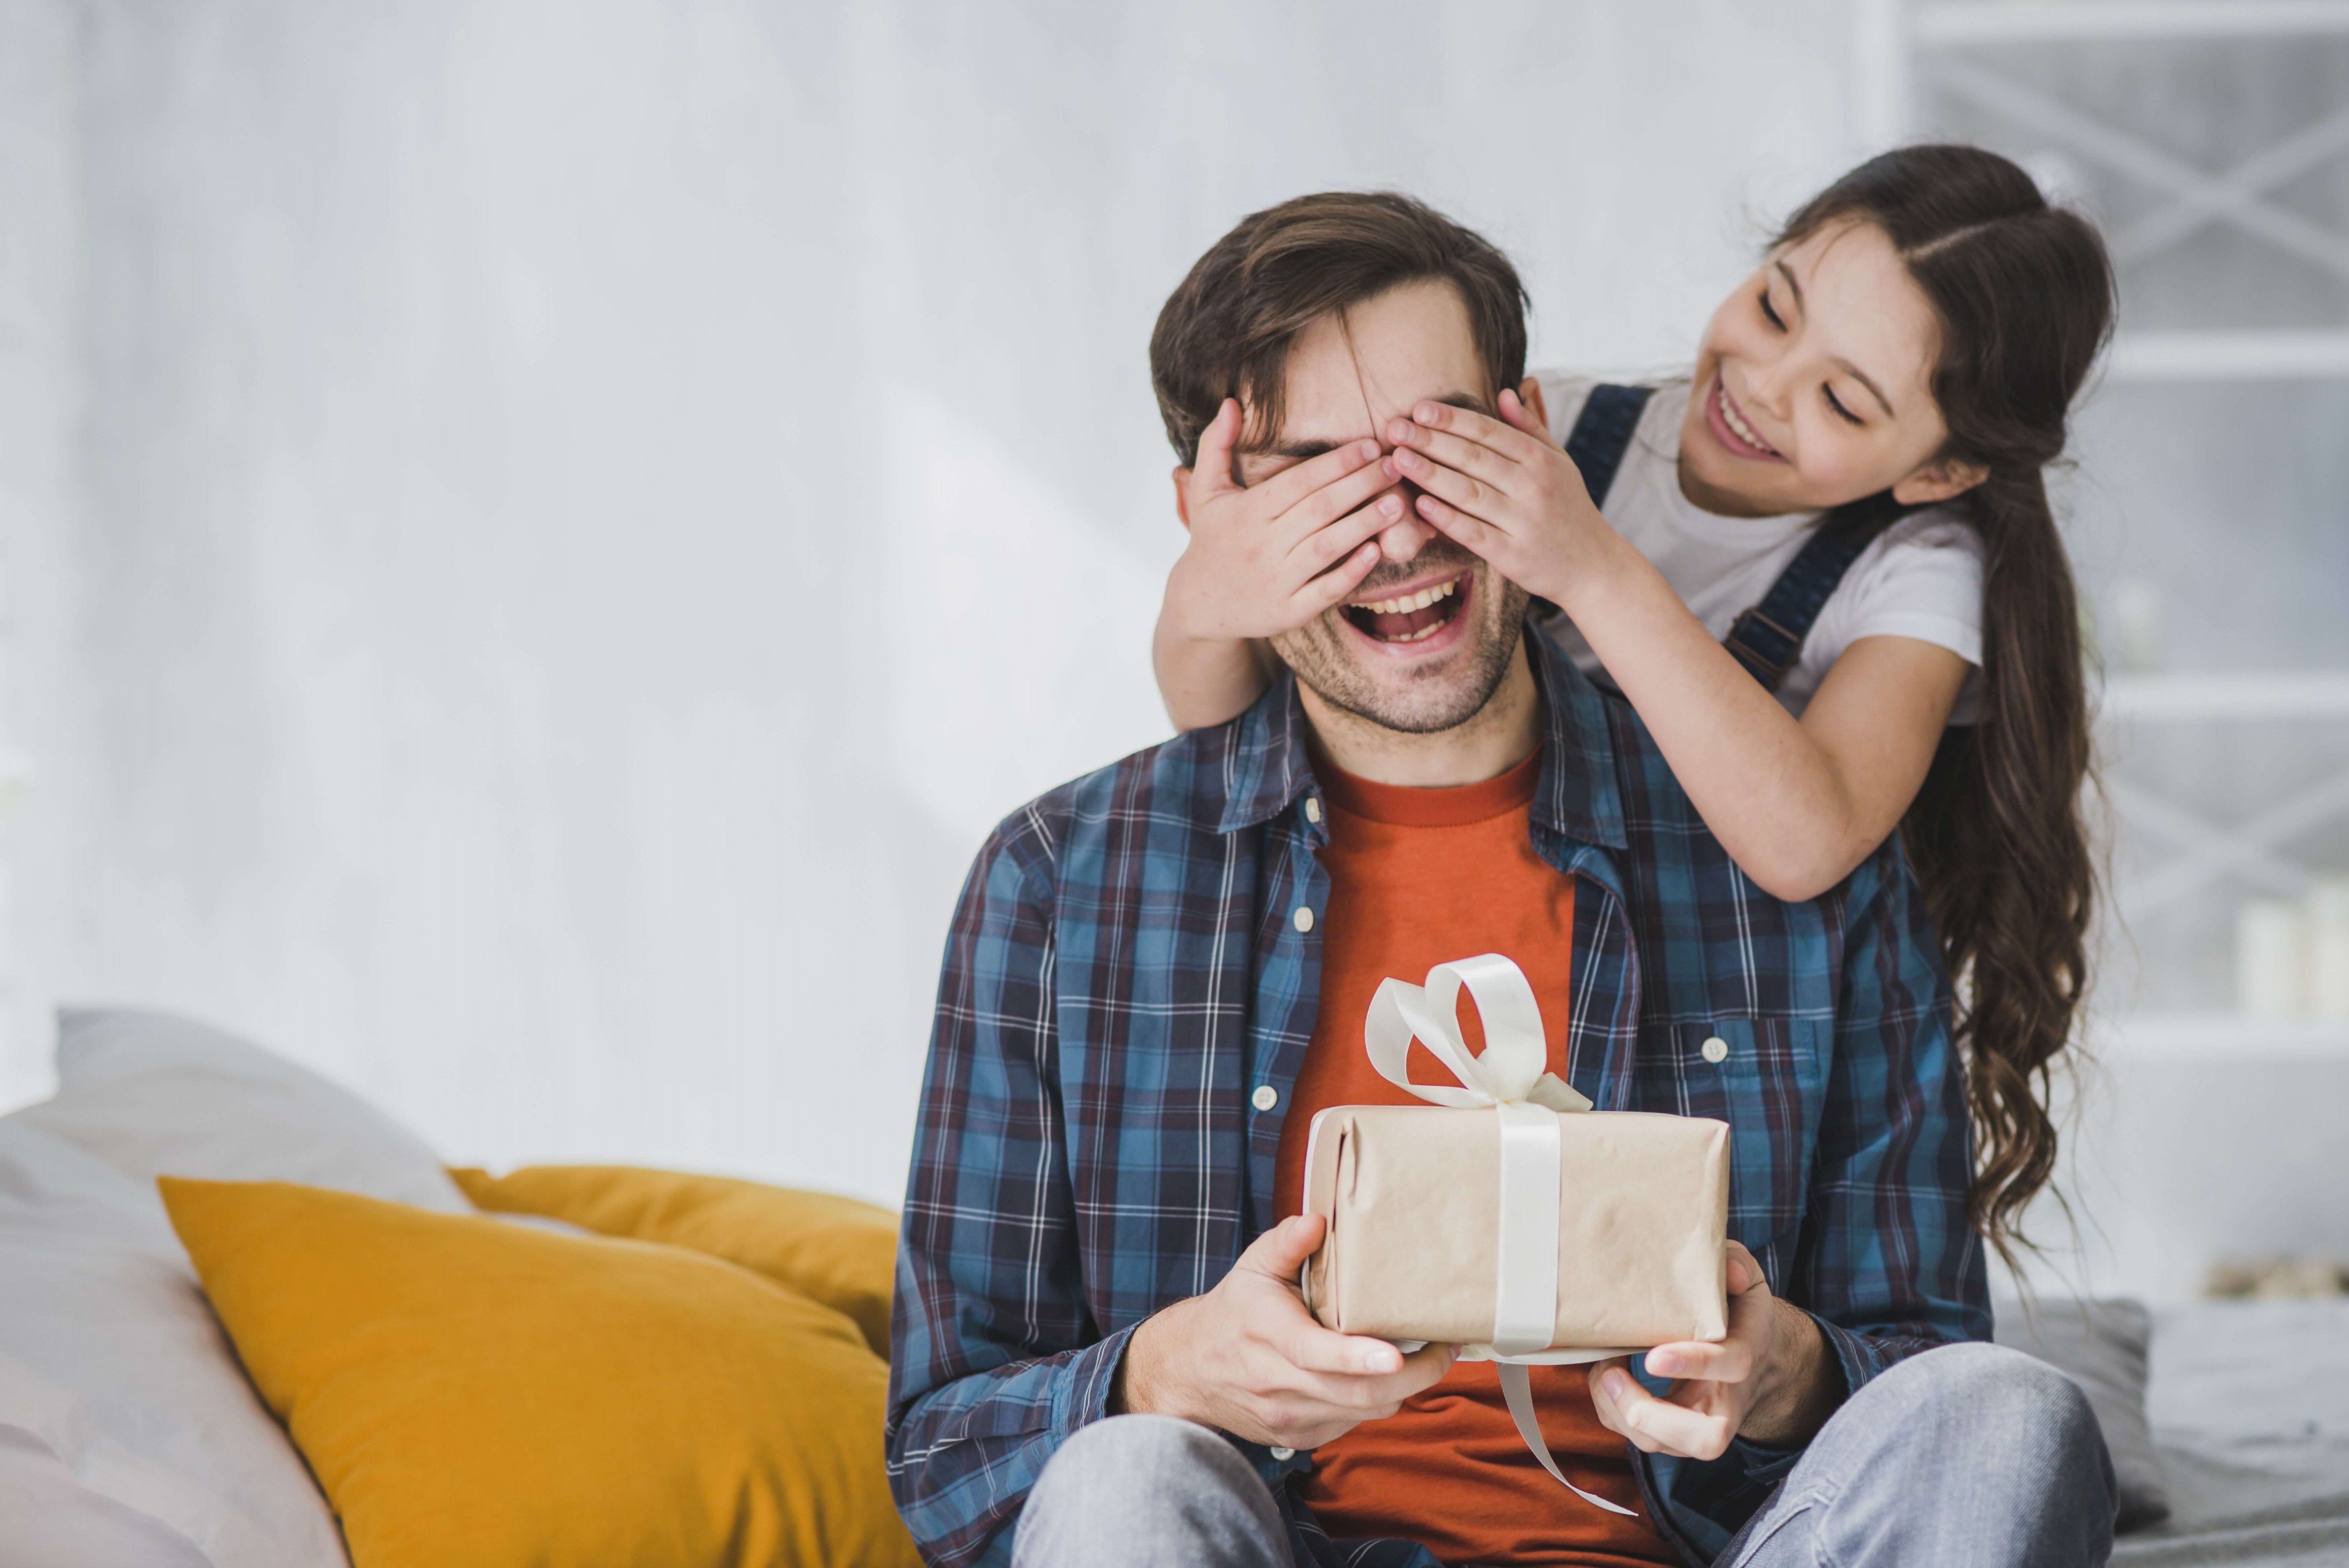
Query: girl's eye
1758 286 1785 331
1823 384 1865 427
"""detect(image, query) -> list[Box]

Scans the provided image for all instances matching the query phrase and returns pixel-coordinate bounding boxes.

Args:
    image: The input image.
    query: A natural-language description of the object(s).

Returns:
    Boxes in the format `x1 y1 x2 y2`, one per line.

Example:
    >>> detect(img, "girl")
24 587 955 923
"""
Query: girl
1151 144 2115 1261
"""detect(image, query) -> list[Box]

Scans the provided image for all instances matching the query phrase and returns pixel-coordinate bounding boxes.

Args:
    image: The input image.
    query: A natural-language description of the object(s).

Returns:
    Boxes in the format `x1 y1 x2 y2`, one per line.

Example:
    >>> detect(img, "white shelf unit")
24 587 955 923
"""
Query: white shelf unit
2101 670 2349 723
1861 0 2349 384
1865 5 2349 1058
2098 1011 2349 1058
2095 673 2349 1055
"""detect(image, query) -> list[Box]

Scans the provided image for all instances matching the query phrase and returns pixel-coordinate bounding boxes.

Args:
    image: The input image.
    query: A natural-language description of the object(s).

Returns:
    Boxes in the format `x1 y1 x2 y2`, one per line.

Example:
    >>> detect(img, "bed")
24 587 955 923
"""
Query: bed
2113 1299 2349 1564
2 1005 2343 1566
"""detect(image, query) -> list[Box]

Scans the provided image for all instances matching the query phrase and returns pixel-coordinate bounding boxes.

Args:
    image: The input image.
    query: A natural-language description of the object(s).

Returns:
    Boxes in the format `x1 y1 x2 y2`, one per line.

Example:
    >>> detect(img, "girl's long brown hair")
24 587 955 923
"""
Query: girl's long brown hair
1777 146 2115 1267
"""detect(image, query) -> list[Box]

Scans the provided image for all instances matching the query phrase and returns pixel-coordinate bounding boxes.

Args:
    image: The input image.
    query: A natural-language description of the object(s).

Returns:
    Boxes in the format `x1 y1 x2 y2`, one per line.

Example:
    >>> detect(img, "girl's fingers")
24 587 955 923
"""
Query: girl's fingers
1497 386 1562 449
1253 437 1384 521
1294 496 1401 574
1189 399 1246 498
1294 542 1383 617
1408 398 1547 465
1386 417 1519 488
1278 458 1402 546
1387 448 1497 517
1412 492 1501 557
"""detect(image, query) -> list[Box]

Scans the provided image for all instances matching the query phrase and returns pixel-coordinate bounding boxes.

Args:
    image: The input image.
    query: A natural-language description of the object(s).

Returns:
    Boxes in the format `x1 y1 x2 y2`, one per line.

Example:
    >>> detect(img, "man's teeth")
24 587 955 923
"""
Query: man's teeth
1718 382 1775 454
1385 619 1446 643
1356 579 1458 616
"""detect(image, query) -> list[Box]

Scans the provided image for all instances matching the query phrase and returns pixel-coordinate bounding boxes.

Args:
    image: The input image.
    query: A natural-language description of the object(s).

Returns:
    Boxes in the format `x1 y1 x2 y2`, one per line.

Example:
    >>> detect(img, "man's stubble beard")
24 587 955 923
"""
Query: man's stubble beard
1270 562 1533 737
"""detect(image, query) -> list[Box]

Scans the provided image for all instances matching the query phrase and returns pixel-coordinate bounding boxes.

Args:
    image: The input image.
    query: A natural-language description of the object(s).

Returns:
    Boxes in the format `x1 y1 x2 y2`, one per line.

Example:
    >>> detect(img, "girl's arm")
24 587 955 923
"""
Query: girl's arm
1556 533 1965 899
1387 388 1964 900
1154 622 1276 732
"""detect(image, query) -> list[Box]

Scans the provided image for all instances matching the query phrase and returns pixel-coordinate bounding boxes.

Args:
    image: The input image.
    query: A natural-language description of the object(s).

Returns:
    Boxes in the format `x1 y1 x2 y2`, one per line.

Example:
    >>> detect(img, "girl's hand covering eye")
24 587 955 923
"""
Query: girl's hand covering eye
1385 384 1624 609
1162 398 1410 643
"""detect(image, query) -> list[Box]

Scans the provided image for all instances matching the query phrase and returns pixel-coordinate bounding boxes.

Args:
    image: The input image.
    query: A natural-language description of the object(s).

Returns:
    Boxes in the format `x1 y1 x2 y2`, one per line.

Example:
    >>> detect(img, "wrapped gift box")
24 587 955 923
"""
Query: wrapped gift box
1301 1102 1729 1351
1297 952 1730 1357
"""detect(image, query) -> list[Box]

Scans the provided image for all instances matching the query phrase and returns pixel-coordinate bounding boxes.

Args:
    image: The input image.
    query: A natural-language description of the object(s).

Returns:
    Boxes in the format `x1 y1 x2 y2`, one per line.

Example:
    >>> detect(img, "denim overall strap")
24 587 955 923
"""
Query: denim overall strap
1720 516 1877 692
1562 382 1654 508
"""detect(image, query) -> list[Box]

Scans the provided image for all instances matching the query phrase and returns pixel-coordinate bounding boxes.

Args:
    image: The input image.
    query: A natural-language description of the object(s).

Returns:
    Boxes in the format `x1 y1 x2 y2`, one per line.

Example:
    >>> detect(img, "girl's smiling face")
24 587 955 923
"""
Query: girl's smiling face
1678 218 1984 519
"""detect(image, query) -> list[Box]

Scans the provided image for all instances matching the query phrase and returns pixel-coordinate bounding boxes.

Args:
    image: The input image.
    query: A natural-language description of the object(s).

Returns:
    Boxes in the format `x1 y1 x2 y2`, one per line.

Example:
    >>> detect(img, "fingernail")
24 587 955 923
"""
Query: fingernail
1649 1352 1681 1376
1364 1349 1400 1373
1604 1371 1631 1399
1356 439 1380 461
1394 450 1417 469
1379 495 1401 517
1381 457 1398 478
1414 402 1437 423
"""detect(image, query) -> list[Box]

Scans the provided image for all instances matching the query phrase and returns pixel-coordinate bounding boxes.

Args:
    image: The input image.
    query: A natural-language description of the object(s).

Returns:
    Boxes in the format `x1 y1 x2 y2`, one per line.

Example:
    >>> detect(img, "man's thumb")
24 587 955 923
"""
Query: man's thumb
1243 1213 1325 1280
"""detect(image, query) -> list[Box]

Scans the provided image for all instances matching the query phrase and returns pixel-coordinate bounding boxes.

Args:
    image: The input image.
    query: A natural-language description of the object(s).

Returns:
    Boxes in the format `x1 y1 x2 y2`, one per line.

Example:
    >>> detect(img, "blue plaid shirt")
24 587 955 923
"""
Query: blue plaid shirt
888 629 1988 1568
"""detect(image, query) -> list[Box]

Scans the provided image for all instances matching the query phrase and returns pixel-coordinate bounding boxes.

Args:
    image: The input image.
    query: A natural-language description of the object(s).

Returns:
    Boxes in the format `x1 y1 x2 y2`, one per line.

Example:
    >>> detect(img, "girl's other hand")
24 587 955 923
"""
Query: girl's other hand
1385 381 1627 608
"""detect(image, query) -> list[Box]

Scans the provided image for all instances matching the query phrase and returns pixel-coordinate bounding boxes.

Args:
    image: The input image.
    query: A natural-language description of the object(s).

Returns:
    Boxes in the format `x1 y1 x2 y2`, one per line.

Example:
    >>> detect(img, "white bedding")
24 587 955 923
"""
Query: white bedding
2116 1300 2349 1566
4 1006 2343 1566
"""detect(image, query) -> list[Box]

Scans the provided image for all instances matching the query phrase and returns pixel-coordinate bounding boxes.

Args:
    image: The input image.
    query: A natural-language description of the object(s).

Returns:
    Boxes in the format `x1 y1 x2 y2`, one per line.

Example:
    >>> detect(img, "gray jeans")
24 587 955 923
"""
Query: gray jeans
1011 1342 2116 1568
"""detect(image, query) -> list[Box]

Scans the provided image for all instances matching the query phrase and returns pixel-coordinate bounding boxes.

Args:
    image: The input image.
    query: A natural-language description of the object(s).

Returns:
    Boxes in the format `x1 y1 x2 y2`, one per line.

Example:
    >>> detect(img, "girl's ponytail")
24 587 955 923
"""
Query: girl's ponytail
1776 146 2116 1266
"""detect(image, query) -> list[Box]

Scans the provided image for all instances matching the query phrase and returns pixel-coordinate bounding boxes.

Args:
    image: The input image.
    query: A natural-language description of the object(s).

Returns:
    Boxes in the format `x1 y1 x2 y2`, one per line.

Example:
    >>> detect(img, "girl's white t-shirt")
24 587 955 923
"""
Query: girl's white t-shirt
1533 373 1984 722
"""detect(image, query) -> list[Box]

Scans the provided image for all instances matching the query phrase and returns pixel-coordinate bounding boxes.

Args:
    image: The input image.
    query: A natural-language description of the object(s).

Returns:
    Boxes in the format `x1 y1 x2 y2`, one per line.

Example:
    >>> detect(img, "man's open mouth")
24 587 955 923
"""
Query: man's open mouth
1342 570 1471 644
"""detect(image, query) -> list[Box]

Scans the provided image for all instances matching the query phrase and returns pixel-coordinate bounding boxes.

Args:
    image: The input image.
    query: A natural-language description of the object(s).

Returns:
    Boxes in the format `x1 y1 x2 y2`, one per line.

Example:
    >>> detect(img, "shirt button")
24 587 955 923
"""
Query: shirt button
1293 905 1314 933
1269 1445 1297 1461
1252 1084 1280 1113
1700 1035 1730 1065
1305 797 1322 824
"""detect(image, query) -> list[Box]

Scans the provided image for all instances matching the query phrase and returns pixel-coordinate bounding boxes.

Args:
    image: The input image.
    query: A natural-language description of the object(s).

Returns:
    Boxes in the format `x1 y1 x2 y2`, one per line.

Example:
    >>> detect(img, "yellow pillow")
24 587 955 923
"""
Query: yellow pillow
159 1177 920 1568
450 1164 899 1357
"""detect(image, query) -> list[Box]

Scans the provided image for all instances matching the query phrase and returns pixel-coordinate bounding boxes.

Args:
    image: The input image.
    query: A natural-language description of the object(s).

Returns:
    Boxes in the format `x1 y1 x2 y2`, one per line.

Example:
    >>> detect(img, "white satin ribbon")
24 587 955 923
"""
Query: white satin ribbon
1364 954 1637 1518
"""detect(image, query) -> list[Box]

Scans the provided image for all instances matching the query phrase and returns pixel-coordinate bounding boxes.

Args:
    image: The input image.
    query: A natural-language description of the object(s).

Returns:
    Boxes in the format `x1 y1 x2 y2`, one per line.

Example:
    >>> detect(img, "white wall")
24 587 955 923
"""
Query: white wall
4 0 1867 1205
0 0 85 1093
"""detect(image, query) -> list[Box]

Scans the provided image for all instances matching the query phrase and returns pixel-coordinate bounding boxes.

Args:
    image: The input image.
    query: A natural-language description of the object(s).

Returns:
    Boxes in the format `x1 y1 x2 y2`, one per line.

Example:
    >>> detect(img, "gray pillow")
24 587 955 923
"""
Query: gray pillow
1994 1296 2169 1532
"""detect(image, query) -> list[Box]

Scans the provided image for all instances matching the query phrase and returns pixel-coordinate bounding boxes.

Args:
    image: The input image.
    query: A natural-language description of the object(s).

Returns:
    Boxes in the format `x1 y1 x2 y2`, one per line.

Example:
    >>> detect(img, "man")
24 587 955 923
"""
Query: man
887 192 2113 1568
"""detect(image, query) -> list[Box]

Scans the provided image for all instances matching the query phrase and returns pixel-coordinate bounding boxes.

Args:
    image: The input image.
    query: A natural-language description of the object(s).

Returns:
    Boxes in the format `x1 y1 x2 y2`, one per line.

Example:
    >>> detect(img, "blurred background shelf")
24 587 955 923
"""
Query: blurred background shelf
1873 0 2349 1300
2102 670 2349 721
2106 328 2349 380
2102 1011 2349 1056
1914 2 2349 45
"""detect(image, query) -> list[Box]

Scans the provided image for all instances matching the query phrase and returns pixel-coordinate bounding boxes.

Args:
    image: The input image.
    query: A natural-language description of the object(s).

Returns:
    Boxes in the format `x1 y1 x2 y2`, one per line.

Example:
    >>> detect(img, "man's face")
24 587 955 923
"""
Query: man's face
1238 280 1530 735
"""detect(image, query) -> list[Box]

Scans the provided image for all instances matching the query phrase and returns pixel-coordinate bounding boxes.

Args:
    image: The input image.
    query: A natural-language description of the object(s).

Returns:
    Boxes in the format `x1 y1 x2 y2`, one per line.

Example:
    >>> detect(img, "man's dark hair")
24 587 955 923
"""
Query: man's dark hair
1149 192 1530 467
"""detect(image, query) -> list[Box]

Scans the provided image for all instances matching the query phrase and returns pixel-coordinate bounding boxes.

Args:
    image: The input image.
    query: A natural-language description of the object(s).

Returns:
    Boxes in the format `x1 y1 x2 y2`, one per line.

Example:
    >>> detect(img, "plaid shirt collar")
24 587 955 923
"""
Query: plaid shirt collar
1215 624 1630 853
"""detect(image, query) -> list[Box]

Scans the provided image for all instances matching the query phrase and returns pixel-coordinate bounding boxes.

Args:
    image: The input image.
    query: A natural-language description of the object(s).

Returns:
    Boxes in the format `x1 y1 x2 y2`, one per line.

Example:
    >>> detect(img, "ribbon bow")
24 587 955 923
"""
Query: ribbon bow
1361 953 1636 1518
1365 952 1591 1116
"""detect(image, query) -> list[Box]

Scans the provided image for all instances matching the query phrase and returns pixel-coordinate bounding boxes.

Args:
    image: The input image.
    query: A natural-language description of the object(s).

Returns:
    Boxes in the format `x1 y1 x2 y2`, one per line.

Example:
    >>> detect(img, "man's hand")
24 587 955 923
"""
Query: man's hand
1586 1241 1841 1462
1162 399 1416 646
1381 383 1631 609
1116 1213 1457 1451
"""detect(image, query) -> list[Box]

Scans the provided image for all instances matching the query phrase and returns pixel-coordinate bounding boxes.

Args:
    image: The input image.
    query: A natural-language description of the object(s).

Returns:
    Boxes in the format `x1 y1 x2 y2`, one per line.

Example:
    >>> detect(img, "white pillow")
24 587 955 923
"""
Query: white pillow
0 1424 216 1568
21 1008 468 1213
0 1117 349 1566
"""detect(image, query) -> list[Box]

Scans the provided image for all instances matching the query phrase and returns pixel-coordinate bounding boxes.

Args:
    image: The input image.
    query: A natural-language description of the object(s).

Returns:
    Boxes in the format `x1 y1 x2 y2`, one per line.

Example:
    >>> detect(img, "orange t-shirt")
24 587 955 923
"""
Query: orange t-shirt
1273 752 1674 1567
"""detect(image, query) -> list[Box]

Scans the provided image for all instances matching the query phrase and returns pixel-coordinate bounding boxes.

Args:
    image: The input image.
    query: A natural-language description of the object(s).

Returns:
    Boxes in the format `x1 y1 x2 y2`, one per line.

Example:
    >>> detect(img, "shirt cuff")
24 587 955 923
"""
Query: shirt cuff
1807 1311 1889 1404
1051 1321 1143 1443
1728 1309 1866 1479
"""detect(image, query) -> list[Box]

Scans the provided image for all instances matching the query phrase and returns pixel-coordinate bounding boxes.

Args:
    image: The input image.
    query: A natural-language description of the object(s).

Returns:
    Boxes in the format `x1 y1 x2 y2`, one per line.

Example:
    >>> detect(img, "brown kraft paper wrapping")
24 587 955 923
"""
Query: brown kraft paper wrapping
1301 1104 1731 1349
